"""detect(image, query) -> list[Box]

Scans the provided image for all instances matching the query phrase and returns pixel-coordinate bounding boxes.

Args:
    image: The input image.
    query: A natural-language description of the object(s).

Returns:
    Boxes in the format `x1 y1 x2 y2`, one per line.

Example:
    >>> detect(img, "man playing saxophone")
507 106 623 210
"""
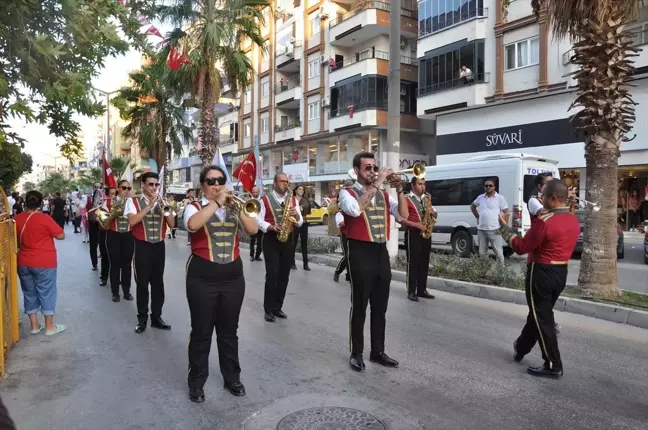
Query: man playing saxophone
398 176 437 302
255 173 303 323
105 180 134 302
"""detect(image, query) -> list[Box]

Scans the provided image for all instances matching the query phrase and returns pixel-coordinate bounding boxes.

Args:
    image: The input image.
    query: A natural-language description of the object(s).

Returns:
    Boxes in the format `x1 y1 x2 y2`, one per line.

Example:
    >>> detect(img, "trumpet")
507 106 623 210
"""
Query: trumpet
346 162 427 187
224 192 261 218
572 196 601 212
153 196 176 217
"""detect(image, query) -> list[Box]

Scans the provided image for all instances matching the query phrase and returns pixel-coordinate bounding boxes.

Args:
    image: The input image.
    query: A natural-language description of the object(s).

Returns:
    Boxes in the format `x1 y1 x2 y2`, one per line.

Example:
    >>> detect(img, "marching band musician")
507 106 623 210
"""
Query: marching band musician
124 172 175 334
398 176 437 302
98 187 116 287
255 173 303 323
105 180 134 302
183 166 258 402
498 179 580 379
338 152 409 372
528 172 553 223
248 186 264 261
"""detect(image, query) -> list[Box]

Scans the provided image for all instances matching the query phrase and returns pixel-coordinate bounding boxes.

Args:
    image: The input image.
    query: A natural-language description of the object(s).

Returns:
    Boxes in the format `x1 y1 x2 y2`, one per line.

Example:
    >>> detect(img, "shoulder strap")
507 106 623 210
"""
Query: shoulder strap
19 212 36 247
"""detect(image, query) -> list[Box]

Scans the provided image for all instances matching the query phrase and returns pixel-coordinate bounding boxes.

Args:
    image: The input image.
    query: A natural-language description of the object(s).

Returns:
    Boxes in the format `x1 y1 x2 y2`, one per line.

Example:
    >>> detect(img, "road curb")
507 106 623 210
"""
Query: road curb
239 244 648 330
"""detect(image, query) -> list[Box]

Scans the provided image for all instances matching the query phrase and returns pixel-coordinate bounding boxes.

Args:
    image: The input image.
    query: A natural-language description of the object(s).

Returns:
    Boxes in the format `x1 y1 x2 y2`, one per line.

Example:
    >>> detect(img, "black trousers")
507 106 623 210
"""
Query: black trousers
405 231 432 295
263 231 295 313
133 239 166 323
292 223 309 265
348 239 391 355
73 215 81 232
516 263 567 371
107 230 134 296
334 234 348 276
53 215 65 229
88 220 99 267
187 255 245 390
99 229 110 281
249 231 263 259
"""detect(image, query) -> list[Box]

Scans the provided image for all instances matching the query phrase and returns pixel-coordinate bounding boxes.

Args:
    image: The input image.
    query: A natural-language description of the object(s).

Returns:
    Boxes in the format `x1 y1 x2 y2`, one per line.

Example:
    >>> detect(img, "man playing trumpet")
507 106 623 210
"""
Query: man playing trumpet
338 152 409 372
124 172 175 334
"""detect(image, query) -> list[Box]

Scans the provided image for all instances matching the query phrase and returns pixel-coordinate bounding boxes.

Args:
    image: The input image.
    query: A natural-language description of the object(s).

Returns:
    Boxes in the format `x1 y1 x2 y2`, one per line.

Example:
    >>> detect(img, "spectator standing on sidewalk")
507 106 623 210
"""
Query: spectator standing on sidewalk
249 186 263 261
292 184 311 271
15 191 66 336
471 178 509 264
52 192 66 228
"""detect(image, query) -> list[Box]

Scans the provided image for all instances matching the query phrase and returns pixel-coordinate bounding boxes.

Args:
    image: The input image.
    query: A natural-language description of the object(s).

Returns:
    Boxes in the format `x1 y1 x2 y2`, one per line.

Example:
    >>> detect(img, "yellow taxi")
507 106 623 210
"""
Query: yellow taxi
305 201 329 225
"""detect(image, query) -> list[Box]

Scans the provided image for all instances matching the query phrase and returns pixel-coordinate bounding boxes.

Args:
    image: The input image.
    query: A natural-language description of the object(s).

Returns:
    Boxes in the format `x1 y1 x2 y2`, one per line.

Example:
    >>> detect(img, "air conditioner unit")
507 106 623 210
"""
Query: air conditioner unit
320 98 330 108
319 6 329 18
320 54 327 64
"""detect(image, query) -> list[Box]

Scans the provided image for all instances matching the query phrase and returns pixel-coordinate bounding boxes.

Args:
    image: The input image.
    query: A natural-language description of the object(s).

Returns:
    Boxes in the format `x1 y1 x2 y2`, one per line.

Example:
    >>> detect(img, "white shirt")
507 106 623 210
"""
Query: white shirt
7 196 15 211
124 195 159 218
527 195 544 216
255 190 304 233
183 197 228 232
335 211 344 228
338 182 401 220
472 192 508 231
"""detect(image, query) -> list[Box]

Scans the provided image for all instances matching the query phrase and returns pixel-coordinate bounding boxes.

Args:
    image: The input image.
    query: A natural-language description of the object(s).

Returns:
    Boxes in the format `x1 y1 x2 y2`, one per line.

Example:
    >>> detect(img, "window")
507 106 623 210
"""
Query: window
424 176 499 206
308 101 320 120
308 59 320 78
418 40 485 96
244 123 251 137
418 0 485 36
329 76 417 116
309 14 320 36
261 117 269 133
245 88 252 104
261 82 270 98
505 37 540 70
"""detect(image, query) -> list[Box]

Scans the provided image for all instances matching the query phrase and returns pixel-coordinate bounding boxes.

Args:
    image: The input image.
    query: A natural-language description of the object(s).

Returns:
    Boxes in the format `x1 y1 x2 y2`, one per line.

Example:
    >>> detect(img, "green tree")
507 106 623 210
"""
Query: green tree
0 0 155 158
0 144 33 191
158 0 269 163
112 56 192 170
22 181 37 192
108 156 132 182
76 167 103 191
530 0 640 297
37 173 73 195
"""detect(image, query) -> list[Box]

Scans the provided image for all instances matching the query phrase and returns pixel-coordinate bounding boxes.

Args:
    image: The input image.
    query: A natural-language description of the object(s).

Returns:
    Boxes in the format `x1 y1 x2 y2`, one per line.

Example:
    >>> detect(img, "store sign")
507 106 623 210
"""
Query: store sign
283 162 308 182
437 118 585 155
399 154 429 169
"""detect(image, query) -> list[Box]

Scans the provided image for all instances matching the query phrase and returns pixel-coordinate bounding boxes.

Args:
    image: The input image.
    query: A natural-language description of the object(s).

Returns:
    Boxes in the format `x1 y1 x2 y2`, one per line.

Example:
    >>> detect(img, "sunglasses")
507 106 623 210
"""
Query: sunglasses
484 184 494 188
120 186 132 191
204 177 227 186
364 164 380 172
146 182 160 187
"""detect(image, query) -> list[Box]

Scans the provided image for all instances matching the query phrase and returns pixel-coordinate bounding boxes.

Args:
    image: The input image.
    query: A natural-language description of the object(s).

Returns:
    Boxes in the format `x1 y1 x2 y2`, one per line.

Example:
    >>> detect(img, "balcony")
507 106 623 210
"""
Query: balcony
328 101 418 131
329 1 418 47
275 75 302 108
416 73 490 117
218 109 239 128
276 40 303 72
274 123 302 143
329 50 418 85
417 7 488 57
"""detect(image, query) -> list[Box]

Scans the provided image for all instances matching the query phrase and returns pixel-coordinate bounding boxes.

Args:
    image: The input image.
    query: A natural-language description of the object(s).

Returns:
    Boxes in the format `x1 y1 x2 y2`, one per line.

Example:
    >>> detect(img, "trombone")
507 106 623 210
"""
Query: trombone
224 192 261 218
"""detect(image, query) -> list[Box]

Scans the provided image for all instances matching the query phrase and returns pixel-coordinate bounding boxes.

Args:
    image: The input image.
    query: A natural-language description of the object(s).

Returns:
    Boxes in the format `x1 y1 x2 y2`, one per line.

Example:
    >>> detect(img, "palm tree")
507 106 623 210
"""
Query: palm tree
112 56 193 171
157 0 270 164
530 0 640 297
108 156 132 182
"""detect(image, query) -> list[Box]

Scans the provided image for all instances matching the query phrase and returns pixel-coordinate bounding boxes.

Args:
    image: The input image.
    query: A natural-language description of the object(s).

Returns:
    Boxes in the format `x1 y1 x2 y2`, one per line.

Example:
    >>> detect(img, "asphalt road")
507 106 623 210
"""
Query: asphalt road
1 225 647 430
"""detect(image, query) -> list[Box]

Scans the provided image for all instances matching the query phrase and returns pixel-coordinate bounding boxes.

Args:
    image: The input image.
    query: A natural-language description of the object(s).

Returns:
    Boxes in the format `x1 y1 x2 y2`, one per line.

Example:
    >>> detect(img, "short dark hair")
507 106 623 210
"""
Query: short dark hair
199 165 226 183
25 191 43 210
141 172 159 183
106 187 116 194
11 192 18 199
118 179 129 187
543 179 568 201
411 176 424 186
535 172 553 187
55 192 61 197
352 152 374 169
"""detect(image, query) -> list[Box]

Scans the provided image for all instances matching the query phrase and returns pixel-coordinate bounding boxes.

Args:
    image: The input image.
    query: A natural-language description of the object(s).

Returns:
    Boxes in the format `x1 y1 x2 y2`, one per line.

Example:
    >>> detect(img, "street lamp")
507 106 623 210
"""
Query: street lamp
91 86 121 161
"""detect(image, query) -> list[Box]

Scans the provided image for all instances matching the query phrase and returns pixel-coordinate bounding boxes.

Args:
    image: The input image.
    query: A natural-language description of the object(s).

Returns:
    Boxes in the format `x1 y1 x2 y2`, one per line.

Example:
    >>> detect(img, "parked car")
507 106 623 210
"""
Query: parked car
573 210 624 259
305 201 329 225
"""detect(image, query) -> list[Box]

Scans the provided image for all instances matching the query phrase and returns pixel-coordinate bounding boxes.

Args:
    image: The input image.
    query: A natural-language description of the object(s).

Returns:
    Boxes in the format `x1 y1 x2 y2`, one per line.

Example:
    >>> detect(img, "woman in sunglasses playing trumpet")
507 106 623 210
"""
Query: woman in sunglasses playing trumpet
183 166 258 403
104 180 134 302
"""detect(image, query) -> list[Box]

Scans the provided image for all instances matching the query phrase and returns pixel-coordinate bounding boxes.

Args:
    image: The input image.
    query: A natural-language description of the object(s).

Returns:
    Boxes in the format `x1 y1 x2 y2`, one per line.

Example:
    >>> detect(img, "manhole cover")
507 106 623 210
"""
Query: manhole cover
276 407 386 430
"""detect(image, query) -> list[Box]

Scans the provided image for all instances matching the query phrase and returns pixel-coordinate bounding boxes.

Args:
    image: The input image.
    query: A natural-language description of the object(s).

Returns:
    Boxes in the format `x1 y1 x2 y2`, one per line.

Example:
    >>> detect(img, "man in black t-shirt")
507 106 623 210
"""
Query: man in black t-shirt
52 192 66 228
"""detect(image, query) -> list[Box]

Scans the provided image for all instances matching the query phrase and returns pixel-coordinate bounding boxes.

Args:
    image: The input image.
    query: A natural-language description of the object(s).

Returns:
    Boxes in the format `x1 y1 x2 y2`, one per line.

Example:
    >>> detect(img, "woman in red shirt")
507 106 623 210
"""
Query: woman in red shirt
15 191 66 336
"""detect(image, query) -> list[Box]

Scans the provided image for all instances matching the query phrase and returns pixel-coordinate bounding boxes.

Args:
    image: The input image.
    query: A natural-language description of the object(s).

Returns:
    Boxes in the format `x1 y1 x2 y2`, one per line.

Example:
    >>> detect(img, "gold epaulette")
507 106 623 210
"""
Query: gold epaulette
539 212 554 222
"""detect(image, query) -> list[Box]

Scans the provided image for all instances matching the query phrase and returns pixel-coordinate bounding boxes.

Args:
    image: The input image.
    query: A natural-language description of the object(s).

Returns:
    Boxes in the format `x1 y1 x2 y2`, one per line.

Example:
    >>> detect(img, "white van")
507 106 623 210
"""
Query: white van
402 153 560 257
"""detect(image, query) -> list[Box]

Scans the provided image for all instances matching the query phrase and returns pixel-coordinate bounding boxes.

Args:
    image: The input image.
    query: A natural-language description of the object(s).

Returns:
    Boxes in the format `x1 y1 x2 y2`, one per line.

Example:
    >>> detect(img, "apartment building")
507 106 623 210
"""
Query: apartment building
226 0 430 203
416 0 648 207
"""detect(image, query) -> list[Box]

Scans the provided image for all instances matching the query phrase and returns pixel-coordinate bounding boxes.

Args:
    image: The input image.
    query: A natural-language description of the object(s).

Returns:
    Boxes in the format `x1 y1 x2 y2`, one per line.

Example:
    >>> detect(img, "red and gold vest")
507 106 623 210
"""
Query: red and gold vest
130 197 167 243
107 198 131 233
262 193 297 233
405 194 426 231
189 202 240 263
342 187 391 243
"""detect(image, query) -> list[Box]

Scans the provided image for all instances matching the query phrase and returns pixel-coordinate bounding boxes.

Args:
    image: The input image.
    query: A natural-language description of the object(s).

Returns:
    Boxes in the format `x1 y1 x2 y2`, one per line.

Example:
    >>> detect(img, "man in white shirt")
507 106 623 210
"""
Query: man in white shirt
471 178 510 264
255 173 303 322
7 193 16 217
338 151 409 372
528 172 553 223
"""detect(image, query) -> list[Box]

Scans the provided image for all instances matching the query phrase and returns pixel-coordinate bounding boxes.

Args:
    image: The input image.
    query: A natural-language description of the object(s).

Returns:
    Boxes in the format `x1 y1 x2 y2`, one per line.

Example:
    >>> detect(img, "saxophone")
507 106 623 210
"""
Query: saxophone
277 190 296 243
420 193 436 239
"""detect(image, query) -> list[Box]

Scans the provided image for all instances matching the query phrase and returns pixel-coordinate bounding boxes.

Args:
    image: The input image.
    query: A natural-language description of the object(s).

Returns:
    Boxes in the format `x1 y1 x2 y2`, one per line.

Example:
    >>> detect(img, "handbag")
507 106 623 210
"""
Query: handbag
18 212 36 251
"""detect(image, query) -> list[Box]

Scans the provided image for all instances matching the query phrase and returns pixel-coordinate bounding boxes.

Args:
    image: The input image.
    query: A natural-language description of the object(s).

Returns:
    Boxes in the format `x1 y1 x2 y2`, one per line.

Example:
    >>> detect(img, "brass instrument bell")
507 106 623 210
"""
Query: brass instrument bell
226 192 261 218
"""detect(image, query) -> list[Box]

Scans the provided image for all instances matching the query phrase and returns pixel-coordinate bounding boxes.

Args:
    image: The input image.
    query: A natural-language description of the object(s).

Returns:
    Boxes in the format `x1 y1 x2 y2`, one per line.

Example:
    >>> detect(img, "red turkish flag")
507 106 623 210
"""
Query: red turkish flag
104 155 117 188
144 26 164 39
167 47 192 70
232 153 257 192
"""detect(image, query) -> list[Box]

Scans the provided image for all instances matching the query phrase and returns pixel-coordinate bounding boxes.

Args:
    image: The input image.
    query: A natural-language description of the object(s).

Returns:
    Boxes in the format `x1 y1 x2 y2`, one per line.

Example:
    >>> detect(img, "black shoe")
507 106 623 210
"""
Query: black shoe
349 354 365 372
407 293 419 302
303 264 311 271
112 295 120 302
291 263 297 270
92 266 98 271
151 318 171 330
513 340 524 362
123 293 133 301
369 352 399 368
224 381 246 397
333 272 340 282
527 365 563 379
417 291 435 299
264 312 276 322
250 256 255 261
254 257 263 261
345 273 350 282
274 310 287 319
189 389 205 403
100 279 108 286
135 323 146 334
